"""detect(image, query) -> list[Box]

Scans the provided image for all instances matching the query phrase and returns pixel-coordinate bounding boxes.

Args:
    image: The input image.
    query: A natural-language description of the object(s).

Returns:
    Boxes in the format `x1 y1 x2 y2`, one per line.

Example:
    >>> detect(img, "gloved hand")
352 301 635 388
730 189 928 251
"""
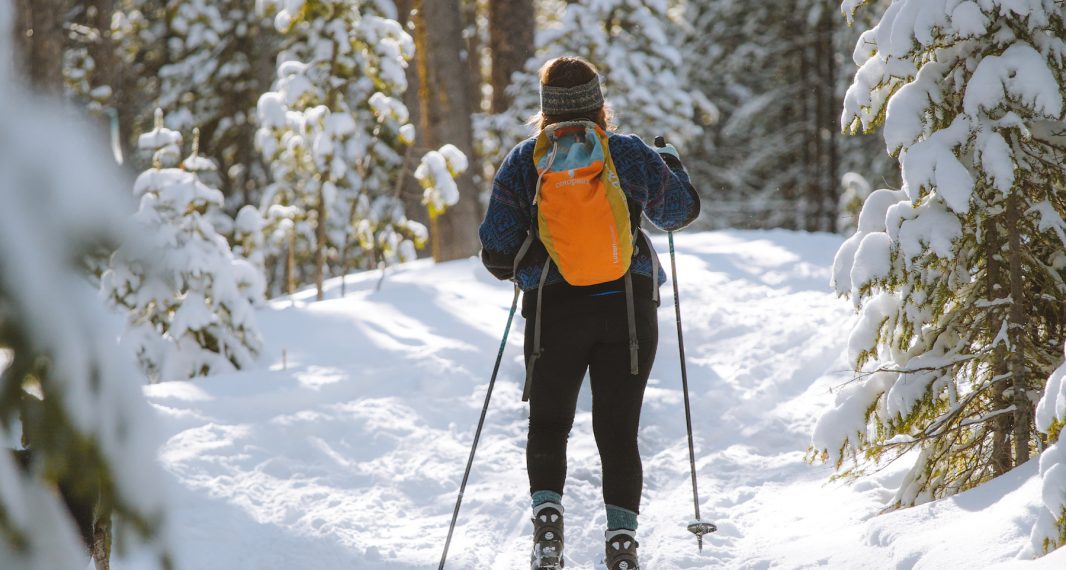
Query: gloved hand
654 142 680 161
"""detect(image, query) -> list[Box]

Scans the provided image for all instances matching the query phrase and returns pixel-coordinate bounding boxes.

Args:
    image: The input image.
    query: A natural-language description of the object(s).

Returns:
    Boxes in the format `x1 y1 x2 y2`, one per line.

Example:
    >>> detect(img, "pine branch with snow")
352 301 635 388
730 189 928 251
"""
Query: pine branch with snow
416 144 468 219
813 0 1066 517
1032 346 1066 554
0 4 172 563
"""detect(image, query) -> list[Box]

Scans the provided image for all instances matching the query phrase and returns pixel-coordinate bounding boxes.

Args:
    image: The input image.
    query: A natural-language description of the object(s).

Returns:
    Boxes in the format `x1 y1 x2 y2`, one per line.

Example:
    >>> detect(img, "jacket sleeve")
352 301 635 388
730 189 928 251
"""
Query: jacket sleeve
639 141 701 232
479 146 532 281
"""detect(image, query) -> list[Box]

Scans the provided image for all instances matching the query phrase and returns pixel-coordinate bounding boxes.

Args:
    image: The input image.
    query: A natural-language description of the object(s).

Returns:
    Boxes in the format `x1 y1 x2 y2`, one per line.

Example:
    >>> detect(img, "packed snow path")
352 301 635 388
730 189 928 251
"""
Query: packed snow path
134 231 1064 569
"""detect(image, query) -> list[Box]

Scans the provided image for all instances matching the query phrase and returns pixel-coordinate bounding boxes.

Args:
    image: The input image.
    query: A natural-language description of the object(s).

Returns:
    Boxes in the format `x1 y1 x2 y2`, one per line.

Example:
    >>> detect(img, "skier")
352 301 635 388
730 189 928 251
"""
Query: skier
479 56 700 570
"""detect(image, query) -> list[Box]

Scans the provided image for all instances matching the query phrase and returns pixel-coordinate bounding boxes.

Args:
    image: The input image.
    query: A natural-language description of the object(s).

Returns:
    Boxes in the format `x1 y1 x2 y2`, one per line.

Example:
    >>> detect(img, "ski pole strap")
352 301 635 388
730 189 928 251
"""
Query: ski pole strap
624 271 639 375
523 260 553 402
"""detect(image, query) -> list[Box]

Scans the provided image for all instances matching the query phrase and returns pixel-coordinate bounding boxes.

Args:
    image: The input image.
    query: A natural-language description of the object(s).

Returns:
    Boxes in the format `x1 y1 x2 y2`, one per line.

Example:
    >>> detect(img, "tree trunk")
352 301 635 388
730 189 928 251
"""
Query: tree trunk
287 228 296 298
489 0 534 114
1006 193 1031 464
819 5 839 233
14 0 66 94
87 0 116 98
795 14 810 233
314 191 327 301
414 0 482 262
463 0 484 112
986 216 1013 475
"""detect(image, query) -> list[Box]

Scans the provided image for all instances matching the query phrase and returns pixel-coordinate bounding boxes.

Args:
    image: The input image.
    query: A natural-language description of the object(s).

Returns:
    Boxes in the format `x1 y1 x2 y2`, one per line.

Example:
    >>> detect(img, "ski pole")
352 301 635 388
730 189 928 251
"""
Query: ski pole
655 135 717 552
439 284 521 570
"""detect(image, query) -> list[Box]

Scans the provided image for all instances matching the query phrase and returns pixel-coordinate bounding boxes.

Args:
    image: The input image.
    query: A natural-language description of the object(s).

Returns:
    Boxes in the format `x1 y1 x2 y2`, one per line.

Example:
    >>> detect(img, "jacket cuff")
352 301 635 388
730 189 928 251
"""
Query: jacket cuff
480 248 516 281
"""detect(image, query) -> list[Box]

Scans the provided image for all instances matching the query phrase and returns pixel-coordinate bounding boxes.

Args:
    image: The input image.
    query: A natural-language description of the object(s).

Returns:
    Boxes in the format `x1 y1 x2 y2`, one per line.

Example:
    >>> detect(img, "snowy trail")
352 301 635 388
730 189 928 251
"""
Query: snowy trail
126 230 1066 569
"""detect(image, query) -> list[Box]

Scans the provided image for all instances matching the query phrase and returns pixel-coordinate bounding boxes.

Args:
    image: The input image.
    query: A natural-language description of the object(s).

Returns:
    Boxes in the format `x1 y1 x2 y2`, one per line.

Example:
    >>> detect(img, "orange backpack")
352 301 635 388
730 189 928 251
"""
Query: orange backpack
532 120 633 285
520 121 658 401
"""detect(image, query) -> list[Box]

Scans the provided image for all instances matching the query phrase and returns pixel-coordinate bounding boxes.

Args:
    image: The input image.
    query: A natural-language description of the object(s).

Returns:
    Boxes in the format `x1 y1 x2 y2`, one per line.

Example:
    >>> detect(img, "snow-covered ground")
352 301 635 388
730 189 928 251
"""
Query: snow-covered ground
123 230 1066 569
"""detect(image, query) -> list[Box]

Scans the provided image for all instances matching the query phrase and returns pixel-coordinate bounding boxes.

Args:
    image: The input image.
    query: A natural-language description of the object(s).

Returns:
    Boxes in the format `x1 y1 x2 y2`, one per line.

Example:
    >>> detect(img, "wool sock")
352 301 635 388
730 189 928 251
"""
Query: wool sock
531 490 563 509
605 504 638 531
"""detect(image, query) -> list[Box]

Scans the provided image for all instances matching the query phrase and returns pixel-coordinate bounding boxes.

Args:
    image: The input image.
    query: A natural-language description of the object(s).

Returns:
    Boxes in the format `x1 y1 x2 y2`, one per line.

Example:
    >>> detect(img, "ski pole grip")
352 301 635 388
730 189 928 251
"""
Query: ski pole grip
654 136 666 148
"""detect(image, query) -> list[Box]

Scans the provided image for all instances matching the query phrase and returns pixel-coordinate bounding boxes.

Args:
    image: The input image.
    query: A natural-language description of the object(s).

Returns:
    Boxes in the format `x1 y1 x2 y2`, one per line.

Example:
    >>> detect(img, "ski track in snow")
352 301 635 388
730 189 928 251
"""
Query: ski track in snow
120 230 1066 569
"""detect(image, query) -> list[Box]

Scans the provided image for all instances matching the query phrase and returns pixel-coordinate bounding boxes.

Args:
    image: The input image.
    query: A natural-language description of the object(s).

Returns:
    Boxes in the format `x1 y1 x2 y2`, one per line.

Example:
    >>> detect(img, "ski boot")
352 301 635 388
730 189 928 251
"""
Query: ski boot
604 529 639 570
530 502 564 569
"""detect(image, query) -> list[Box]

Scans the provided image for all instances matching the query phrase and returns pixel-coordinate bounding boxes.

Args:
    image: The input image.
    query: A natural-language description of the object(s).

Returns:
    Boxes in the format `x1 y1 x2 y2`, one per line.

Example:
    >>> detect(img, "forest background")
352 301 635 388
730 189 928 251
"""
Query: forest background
12 0 895 304
15 0 1066 568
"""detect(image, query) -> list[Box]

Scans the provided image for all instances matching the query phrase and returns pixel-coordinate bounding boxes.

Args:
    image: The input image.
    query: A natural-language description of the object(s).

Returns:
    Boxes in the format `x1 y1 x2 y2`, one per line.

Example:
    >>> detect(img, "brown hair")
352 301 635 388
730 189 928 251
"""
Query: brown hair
530 56 615 133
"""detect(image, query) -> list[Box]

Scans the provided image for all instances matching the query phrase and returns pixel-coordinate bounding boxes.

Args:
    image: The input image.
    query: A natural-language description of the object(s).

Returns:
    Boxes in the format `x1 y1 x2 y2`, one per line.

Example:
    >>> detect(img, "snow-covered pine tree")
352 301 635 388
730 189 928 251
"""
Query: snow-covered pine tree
1032 344 1066 554
158 0 272 205
477 0 715 171
813 1 1066 508
255 0 426 300
233 204 267 273
102 115 264 381
0 1 171 563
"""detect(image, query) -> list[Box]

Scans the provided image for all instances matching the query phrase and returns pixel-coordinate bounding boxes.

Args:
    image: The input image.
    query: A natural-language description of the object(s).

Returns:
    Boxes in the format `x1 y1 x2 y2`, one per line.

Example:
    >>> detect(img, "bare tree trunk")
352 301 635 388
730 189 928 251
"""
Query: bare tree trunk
287 228 296 298
414 0 482 262
314 191 327 301
1006 193 1031 464
463 0 484 113
92 516 111 570
14 0 66 94
795 16 810 233
489 0 534 114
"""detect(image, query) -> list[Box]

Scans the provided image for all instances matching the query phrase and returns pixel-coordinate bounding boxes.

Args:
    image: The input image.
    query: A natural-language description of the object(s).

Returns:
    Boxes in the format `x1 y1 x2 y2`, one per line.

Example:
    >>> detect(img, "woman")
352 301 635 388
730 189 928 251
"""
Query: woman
479 56 699 570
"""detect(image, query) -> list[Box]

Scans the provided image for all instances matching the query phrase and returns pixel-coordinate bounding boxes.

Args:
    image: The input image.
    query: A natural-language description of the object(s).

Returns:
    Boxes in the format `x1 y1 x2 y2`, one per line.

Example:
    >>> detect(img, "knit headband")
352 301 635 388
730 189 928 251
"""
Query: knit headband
540 77 604 115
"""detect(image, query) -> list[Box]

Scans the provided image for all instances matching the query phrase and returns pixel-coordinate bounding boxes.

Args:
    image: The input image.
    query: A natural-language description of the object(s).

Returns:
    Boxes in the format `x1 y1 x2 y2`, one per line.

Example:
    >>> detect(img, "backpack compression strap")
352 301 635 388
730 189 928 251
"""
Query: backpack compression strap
624 270 639 375
523 258 553 402
522 137 563 402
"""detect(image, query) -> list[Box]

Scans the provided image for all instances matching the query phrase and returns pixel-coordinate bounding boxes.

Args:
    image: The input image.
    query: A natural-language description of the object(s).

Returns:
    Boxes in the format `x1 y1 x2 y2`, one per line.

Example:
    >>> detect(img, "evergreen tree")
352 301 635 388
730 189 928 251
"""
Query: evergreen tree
682 0 893 231
233 204 267 274
158 0 272 205
102 114 264 381
813 0 1066 508
0 3 171 563
255 0 425 300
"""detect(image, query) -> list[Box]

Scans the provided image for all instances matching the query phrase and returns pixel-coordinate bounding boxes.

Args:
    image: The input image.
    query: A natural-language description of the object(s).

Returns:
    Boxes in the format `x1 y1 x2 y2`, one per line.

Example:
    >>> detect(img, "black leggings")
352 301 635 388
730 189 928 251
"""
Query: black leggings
523 292 658 513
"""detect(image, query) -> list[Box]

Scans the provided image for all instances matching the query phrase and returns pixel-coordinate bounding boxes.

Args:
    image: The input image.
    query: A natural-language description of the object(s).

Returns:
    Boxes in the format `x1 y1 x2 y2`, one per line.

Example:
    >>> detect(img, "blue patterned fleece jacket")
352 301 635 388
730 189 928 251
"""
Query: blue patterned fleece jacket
479 132 700 292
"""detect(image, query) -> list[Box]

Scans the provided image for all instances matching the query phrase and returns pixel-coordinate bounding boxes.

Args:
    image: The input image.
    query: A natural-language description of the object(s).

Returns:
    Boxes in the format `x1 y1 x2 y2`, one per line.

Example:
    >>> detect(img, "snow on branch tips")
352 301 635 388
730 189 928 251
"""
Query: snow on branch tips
1031 346 1066 554
416 144 468 219
816 0 1066 528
